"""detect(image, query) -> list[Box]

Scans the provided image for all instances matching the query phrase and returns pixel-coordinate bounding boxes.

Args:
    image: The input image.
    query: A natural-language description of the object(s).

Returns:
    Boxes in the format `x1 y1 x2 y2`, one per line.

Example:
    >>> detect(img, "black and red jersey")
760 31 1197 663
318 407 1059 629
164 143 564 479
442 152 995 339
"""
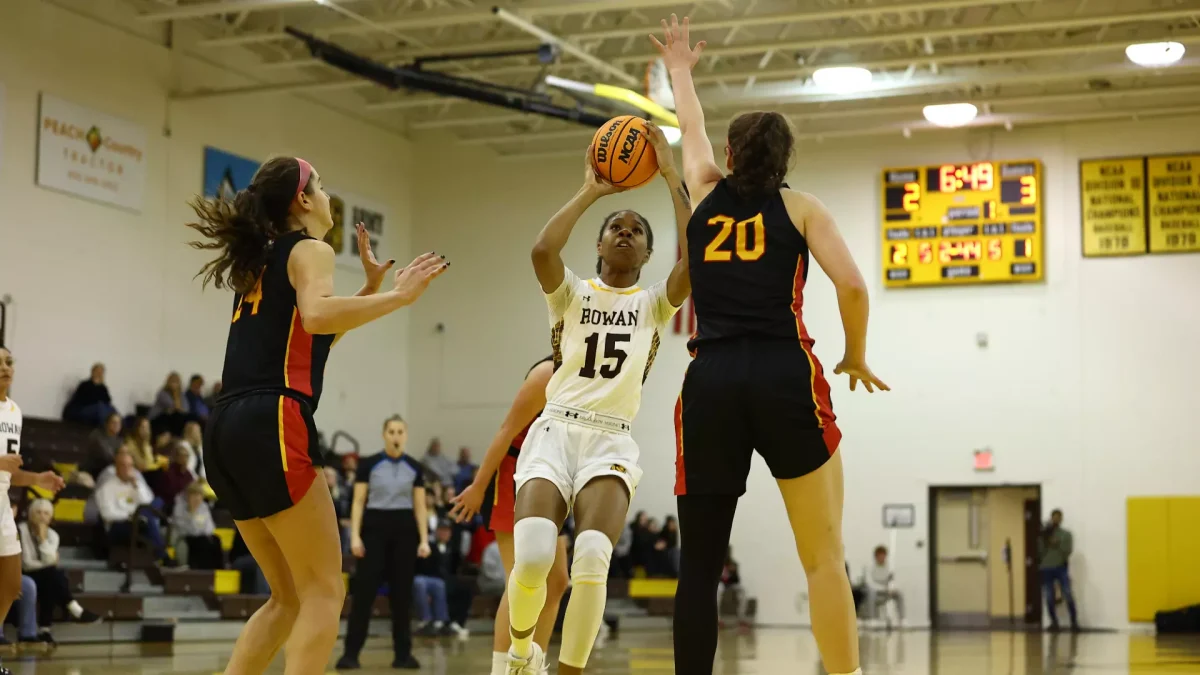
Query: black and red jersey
218 230 334 409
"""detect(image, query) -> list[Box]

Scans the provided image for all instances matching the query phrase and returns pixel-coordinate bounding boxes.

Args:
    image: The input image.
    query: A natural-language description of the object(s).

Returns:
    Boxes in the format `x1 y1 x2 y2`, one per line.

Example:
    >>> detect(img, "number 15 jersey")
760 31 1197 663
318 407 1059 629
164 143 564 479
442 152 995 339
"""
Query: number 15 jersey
544 268 680 421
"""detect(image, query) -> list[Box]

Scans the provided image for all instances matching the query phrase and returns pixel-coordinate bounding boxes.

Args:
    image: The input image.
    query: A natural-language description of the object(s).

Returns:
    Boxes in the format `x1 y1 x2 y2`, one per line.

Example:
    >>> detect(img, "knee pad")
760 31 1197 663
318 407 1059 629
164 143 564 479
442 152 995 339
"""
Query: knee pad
512 517 559 587
570 530 614 586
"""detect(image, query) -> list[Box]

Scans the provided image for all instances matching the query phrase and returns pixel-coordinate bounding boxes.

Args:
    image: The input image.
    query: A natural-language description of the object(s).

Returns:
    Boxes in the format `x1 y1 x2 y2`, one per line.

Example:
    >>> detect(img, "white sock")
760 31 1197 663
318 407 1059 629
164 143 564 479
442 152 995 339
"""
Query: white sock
491 651 507 675
508 517 558 658
558 530 613 669
67 601 83 618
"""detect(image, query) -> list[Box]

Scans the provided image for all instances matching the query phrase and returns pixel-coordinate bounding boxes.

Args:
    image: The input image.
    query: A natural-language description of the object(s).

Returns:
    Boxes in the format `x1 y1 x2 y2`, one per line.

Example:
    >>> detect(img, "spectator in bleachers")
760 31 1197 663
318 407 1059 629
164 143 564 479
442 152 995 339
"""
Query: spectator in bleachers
612 520 634 579
149 372 190 437
84 412 124 478
19 499 100 634
228 530 269 596
412 519 469 638
184 375 210 424
119 417 164 476
478 539 506 596
452 447 476 493
204 380 222 410
96 451 167 563
62 363 118 428
154 442 196 507
323 466 350 554
718 547 748 630
661 515 680 578
1 575 44 648
171 482 222 570
422 438 455 486
180 421 205 479
630 511 653 574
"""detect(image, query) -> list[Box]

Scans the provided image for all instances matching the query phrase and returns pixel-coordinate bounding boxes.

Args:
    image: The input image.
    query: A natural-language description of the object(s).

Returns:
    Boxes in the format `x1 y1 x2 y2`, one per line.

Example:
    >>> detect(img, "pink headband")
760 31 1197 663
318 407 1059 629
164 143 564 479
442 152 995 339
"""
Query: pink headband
294 158 313 201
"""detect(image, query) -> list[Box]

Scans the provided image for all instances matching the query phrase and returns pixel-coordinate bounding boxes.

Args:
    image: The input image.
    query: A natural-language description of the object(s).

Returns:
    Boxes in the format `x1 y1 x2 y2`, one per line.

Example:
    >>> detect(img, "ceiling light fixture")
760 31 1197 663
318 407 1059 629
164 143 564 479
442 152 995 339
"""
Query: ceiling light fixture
923 103 978 127
1125 41 1186 67
811 66 873 93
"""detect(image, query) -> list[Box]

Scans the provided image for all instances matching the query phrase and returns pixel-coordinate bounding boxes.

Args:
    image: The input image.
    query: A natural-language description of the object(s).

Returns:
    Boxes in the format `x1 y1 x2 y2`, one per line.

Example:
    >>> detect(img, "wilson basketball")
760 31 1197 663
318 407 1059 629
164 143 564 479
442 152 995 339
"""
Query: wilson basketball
590 116 658 189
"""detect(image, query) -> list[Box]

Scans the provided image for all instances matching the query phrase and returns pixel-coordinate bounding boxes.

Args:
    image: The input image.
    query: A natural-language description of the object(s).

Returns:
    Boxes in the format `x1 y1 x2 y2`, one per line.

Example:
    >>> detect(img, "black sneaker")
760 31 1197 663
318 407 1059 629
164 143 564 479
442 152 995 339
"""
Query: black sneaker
0 665 11 675
38 629 57 646
392 654 420 669
76 610 103 624
335 655 361 669
416 622 437 637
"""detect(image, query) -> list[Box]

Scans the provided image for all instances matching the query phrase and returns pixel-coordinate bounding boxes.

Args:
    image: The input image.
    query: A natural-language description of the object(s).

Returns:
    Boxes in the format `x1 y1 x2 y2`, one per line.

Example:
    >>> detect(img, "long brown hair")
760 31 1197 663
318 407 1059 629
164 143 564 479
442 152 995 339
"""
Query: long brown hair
726 112 795 201
186 156 313 294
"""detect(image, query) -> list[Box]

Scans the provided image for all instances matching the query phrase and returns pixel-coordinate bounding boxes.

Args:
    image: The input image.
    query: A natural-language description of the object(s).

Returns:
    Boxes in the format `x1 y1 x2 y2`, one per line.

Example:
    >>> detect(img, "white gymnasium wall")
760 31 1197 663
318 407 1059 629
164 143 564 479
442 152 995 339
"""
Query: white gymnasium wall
407 115 1200 631
0 0 414 444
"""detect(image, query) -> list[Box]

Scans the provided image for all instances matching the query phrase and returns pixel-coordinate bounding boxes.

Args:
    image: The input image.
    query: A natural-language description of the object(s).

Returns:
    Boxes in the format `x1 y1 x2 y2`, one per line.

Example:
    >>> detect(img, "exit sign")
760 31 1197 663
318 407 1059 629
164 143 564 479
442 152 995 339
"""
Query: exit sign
974 449 995 472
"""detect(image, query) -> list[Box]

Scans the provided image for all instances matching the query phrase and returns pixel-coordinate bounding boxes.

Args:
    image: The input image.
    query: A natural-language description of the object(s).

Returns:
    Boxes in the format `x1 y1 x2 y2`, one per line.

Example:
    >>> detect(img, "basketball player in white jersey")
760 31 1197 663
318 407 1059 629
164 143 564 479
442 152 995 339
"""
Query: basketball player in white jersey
0 347 66 674
505 124 691 675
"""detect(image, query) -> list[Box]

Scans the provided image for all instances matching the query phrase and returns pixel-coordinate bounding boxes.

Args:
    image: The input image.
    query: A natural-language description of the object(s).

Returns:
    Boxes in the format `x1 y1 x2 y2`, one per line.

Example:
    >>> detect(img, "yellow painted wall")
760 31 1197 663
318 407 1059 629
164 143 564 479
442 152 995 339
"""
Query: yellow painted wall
1127 496 1200 622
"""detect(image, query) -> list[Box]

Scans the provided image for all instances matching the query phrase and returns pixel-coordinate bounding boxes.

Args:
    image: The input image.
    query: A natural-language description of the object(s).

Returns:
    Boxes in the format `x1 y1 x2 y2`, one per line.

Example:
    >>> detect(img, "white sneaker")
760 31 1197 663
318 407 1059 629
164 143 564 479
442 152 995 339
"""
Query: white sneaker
506 643 546 675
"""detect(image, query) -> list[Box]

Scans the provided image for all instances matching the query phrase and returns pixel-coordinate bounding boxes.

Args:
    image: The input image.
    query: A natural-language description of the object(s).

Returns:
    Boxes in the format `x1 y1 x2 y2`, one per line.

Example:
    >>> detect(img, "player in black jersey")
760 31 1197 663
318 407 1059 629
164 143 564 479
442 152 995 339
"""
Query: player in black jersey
187 156 448 675
653 16 888 675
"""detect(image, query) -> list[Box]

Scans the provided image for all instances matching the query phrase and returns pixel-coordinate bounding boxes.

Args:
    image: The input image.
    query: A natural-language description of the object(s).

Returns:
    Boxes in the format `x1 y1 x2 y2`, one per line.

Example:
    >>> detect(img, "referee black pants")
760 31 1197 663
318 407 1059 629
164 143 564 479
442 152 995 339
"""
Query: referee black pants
343 510 418 662
673 495 739 675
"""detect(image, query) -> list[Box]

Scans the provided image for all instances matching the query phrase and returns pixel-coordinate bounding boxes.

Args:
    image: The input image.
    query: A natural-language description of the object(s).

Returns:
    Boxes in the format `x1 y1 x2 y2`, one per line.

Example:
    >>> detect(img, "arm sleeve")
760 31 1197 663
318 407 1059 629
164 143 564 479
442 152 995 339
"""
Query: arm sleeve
544 267 582 322
19 524 41 571
354 456 375 484
407 456 426 485
648 280 683 327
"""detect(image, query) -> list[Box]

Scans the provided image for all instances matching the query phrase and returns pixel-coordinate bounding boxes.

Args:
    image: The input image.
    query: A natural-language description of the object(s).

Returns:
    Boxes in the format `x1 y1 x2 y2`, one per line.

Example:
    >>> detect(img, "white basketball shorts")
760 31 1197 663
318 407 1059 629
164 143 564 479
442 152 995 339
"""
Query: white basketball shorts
514 415 642 507
0 494 21 558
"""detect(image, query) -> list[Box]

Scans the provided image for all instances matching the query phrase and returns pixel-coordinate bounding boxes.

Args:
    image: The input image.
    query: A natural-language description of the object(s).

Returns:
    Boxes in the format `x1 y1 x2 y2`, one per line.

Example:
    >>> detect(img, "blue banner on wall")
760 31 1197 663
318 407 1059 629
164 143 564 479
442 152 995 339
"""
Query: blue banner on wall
202 146 260 199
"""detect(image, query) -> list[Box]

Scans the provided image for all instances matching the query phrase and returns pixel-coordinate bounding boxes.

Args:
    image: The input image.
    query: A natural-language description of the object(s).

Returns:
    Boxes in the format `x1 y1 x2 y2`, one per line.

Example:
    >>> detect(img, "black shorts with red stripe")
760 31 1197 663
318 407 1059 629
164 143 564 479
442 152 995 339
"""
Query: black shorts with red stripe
674 338 842 497
204 390 321 521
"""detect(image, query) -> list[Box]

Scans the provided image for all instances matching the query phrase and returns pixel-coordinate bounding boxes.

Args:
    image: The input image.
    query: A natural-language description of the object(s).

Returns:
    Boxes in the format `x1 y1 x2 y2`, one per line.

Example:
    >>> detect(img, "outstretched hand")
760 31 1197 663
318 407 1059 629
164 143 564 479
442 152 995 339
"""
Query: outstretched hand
356 223 394 293
392 252 449 305
649 14 706 72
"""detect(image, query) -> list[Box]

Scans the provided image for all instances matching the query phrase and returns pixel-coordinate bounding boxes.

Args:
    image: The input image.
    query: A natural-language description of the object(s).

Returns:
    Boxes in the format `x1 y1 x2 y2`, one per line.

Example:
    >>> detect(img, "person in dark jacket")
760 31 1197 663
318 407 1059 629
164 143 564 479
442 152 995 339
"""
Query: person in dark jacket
63 363 117 427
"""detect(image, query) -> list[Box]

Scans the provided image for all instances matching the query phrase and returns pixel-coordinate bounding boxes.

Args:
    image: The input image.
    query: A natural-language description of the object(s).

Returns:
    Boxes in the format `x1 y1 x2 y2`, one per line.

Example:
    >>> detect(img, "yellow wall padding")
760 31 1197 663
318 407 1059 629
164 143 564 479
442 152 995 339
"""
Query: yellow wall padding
1127 496 1200 622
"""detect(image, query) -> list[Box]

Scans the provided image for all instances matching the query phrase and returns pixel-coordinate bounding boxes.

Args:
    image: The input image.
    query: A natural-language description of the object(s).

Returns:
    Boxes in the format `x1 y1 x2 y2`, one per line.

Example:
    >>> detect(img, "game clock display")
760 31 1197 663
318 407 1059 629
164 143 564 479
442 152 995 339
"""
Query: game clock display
880 160 1045 288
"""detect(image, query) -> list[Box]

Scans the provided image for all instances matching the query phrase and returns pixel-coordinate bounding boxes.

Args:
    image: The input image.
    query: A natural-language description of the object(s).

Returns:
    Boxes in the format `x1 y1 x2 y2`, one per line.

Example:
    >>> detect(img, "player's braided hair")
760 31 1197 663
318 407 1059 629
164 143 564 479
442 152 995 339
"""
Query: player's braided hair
595 210 654 278
726 111 794 201
186 156 313 295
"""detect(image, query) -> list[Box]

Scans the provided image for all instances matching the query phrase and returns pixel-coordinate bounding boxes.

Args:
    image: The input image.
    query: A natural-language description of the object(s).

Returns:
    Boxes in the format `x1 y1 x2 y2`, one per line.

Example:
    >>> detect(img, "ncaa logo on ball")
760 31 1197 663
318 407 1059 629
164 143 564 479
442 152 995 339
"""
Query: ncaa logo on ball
618 128 642 165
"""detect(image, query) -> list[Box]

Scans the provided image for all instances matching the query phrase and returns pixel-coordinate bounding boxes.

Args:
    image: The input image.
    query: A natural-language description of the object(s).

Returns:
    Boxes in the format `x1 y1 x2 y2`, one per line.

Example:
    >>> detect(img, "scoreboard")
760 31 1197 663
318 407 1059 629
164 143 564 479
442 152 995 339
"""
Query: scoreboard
880 160 1044 288
1080 153 1200 256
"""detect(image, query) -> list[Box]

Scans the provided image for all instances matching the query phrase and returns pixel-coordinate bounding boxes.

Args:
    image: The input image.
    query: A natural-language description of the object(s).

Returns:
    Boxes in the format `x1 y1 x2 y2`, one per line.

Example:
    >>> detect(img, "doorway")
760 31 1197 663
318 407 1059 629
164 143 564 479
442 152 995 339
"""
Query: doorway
928 484 1042 630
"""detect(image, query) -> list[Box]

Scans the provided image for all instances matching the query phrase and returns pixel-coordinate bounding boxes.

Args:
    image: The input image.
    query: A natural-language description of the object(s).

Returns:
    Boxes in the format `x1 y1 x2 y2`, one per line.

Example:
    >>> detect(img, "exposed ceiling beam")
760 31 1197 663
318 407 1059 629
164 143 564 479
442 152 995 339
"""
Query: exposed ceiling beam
493 6 637 85
170 78 367 101
607 5 1200 65
137 0 373 22
689 32 1200 85
458 81 1200 145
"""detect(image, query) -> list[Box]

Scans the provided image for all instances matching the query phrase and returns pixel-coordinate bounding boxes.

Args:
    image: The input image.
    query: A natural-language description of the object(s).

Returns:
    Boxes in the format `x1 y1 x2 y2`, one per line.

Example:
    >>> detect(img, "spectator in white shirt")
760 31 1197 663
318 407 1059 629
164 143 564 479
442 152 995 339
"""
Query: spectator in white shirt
865 545 904 625
171 482 222 569
478 540 506 596
19 499 101 636
95 451 167 561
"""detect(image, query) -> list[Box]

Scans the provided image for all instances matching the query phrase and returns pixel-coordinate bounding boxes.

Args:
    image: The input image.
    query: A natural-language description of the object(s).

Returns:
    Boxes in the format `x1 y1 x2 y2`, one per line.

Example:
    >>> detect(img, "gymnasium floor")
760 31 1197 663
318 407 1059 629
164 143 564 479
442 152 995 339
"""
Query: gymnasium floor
1 630 1196 674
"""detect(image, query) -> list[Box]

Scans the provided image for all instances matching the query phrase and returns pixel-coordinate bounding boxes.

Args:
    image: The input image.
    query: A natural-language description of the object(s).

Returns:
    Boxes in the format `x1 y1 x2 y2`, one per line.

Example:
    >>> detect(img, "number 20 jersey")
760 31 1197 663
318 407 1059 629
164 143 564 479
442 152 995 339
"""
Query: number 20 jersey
544 268 680 422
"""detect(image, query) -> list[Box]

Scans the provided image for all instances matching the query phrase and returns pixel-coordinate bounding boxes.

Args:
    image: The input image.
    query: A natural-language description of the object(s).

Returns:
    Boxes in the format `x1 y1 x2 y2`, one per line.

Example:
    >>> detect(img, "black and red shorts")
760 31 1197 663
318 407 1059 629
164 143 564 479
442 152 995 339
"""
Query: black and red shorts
480 452 518 534
203 391 320 521
675 338 842 497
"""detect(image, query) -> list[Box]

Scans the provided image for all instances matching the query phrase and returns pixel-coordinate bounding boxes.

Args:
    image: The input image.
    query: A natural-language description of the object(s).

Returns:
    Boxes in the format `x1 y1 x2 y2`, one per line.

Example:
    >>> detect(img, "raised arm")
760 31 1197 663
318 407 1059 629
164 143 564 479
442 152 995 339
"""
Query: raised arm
646 122 693 307
531 148 624 293
289 238 447 335
783 190 889 393
651 14 723 202
449 360 554 523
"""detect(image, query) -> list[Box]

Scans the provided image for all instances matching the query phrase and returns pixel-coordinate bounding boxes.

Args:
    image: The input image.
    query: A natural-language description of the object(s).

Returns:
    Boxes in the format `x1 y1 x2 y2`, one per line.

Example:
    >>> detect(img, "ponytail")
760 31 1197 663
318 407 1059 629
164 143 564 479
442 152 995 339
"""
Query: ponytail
726 112 794 201
186 156 312 294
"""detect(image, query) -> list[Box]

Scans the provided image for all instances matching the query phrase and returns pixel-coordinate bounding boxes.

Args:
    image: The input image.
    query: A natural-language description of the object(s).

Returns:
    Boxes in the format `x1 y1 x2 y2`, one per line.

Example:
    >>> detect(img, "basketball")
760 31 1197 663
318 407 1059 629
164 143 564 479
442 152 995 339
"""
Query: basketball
590 115 659 189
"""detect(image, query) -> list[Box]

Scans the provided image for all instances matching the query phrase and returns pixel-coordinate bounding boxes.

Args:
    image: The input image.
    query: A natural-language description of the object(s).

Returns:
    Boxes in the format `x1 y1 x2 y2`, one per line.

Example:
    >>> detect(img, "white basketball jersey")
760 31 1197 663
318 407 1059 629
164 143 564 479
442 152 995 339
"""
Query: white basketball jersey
0 398 21 491
543 268 680 421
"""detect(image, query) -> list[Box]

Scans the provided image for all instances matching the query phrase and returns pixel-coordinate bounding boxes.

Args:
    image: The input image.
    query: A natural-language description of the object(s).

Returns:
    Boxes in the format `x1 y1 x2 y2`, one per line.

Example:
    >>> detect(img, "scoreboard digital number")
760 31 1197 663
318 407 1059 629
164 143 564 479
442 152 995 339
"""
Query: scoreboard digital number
1080 153 1200 256
880 160 1044 288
